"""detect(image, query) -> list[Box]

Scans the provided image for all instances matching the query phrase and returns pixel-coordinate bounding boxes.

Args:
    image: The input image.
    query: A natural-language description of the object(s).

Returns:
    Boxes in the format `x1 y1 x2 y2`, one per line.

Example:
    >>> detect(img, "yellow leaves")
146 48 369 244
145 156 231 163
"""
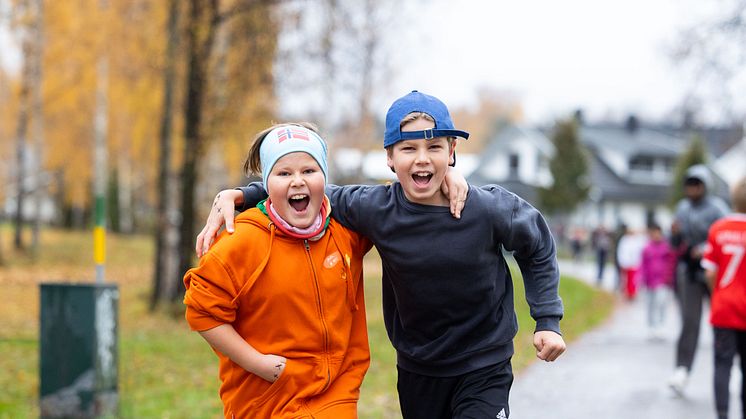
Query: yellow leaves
3 0 280 213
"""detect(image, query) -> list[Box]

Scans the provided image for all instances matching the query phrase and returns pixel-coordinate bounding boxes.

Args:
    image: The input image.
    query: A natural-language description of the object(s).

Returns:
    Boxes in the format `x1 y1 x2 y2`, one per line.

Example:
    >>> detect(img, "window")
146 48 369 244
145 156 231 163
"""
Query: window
629 155 654 172
509 154 519 177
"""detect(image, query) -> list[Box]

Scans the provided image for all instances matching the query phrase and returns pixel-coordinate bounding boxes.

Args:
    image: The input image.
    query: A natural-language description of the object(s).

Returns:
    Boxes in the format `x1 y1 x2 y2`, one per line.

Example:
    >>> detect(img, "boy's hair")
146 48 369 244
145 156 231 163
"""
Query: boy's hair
385 113 456 173
732 176 746 213
244 122 320 176
385 112 455 154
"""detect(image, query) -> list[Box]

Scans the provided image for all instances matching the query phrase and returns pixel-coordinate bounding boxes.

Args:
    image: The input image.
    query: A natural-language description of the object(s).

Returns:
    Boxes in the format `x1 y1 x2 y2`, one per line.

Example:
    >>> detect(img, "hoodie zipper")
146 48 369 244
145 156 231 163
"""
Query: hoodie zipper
304 239 332 392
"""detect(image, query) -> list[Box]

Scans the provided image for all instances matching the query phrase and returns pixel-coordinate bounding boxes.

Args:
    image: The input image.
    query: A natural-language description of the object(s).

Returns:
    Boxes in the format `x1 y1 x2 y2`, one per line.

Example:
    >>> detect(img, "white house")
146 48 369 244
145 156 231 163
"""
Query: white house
468 120 735 233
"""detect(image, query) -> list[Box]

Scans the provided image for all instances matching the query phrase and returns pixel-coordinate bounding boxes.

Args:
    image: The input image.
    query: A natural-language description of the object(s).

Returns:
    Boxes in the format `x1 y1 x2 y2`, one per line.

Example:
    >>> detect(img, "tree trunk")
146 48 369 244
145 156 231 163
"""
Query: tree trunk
151 0 181 310
117 149 134 233
14 2 32 250
29 0 45 260
177 0 219 303
93 0 110 283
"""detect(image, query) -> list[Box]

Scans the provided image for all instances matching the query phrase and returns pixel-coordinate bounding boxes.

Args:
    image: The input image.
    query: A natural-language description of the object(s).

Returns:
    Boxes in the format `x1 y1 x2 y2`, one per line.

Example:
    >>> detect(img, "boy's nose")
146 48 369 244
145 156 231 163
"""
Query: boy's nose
414 148 429 163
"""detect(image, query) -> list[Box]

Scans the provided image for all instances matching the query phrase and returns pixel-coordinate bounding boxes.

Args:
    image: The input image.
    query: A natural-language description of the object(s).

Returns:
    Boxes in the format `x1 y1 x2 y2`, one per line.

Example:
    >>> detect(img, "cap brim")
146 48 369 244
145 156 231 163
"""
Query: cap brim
399 129 470 141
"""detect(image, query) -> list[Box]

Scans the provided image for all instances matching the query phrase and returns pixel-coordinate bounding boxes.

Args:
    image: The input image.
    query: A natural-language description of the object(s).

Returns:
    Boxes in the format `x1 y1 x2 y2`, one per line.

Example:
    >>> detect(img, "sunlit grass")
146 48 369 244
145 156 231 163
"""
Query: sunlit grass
0 226 613 418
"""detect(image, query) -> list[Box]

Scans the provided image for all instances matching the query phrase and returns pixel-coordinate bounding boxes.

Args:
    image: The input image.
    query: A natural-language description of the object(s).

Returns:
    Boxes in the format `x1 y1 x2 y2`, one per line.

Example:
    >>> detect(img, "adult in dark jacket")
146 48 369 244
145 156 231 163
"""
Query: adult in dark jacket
668 164 729 395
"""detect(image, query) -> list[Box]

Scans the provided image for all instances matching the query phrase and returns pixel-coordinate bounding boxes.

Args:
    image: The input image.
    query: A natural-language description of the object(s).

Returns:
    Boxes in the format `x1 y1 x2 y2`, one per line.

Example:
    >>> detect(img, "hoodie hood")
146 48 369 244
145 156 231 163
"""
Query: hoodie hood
685 164 712 189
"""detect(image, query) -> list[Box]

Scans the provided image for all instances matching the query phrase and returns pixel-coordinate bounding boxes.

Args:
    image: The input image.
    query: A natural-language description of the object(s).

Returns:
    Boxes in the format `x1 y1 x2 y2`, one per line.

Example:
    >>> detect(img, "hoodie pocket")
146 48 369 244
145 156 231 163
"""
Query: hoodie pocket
246 359 294 411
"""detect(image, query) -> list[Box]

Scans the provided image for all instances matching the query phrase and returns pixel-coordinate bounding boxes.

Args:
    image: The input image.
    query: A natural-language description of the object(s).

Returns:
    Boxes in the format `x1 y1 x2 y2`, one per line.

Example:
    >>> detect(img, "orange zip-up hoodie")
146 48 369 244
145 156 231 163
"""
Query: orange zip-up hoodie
184 207 372 418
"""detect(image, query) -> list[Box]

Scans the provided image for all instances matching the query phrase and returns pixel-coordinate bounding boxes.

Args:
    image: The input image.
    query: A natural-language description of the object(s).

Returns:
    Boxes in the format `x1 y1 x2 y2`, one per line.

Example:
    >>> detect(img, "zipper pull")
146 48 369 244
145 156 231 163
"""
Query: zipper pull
304 239 310 251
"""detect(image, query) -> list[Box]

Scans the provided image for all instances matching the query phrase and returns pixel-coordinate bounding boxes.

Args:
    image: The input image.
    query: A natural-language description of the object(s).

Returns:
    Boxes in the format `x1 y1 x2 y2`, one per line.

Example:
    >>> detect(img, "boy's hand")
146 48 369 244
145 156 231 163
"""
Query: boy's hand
442 167 468 219
195 189 243 257
255 354 287 383
533 331 566 362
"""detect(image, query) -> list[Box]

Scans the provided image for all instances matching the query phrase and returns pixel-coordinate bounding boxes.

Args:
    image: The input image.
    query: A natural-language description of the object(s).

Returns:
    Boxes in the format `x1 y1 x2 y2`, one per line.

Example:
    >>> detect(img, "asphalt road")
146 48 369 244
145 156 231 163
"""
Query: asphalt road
509 260 741 419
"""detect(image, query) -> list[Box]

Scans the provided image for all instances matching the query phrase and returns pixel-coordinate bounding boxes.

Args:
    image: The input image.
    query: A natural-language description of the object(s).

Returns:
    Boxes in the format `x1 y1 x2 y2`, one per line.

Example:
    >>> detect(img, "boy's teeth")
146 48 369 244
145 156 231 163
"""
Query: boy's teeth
290 194 307 200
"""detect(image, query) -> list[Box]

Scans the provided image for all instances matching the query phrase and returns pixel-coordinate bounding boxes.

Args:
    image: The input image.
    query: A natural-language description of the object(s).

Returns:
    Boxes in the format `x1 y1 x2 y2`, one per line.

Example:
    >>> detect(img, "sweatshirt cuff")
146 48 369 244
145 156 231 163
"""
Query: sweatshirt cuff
534 316 562 335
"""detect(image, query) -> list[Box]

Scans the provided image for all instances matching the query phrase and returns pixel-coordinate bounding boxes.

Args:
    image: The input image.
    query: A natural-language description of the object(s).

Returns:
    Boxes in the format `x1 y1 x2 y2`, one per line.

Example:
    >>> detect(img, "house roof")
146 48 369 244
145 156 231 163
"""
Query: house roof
477 125 553 168
580 125 684 158
586 151 672 204
471 122 733 207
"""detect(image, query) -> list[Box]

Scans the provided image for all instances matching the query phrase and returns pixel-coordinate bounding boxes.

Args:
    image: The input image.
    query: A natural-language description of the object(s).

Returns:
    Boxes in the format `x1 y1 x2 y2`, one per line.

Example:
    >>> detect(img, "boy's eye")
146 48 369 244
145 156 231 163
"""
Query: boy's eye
303 168 316 174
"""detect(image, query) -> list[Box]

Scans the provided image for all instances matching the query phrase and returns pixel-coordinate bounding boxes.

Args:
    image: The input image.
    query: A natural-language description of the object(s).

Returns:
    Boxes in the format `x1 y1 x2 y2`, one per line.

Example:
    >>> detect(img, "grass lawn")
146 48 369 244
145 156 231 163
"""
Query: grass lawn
0 227 614 418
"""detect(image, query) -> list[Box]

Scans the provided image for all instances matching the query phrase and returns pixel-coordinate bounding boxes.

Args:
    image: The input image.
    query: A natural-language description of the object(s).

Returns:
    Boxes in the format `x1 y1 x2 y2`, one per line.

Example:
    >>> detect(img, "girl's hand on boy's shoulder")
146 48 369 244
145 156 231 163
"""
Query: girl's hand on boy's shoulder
533 331 566 362
443 167 468 219
196 189 243 257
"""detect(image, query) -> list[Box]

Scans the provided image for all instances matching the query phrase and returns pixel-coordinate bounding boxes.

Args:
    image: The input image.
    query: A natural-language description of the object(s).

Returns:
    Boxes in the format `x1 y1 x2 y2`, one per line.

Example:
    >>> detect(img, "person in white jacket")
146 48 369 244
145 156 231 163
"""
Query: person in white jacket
617 228 647 300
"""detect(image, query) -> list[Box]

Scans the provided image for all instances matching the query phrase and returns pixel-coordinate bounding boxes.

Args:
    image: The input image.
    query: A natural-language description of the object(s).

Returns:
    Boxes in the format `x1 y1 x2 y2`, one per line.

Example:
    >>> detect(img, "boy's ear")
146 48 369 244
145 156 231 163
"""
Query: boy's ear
386 148 396 173
449 139 458 166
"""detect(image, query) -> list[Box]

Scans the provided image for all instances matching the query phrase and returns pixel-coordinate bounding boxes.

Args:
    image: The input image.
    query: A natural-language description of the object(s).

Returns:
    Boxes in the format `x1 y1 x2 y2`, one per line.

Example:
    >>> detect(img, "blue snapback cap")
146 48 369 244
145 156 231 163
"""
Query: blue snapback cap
383 90 470 148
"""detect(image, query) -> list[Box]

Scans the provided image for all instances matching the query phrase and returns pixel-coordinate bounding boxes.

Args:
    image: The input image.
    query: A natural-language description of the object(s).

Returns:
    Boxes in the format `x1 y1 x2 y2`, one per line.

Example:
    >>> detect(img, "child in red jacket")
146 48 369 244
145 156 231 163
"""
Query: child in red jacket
702 177 746 419
183 123 372 418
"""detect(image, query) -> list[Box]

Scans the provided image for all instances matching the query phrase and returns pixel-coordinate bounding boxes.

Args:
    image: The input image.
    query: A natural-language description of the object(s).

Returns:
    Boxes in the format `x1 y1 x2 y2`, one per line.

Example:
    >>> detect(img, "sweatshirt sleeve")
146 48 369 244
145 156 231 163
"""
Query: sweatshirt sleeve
500 192 564 334
237 183 372 235
183 252 240 331
237 183 268 212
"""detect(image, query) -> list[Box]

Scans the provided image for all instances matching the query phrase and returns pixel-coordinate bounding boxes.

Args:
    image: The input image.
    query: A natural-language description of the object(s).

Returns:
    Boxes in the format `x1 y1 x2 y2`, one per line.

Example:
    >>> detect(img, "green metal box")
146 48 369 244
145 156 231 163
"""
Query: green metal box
39 283 119 418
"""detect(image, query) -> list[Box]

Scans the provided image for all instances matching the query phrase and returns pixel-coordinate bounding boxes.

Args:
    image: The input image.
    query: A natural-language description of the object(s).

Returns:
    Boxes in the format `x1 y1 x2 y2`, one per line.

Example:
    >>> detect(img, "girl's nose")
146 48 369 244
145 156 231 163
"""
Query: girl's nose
290 173 305 187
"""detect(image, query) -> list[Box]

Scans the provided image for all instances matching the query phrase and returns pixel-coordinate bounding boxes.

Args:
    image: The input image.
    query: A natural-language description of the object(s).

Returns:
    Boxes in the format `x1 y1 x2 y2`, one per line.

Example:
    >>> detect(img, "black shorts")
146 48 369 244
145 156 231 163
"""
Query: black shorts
397 358 513 419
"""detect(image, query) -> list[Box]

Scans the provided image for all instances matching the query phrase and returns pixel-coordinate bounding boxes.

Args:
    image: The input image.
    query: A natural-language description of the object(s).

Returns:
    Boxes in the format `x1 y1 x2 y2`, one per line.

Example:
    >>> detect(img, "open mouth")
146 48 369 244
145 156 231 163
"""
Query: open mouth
288 194 310 212
412 172 433 186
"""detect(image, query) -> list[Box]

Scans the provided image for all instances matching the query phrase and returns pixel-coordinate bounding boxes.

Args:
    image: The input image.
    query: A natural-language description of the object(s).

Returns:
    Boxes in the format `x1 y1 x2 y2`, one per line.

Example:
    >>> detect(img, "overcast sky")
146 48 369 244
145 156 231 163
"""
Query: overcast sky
1 0 739 125
381 0 731 124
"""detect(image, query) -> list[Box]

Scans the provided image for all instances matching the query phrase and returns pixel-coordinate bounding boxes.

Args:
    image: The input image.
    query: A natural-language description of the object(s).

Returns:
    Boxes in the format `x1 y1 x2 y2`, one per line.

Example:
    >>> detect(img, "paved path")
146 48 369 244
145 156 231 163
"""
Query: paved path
509 260 741 419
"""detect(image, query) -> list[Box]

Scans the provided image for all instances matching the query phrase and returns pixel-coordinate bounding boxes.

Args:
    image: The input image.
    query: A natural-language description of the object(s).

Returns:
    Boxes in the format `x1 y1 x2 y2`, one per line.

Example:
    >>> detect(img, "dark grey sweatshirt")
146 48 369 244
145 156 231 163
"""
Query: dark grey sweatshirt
238 182 564 377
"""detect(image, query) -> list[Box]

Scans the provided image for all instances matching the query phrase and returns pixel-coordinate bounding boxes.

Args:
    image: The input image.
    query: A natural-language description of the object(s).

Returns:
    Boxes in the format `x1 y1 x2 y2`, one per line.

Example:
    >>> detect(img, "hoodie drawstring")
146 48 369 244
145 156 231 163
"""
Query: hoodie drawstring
329 228 358 311
232 223 276 304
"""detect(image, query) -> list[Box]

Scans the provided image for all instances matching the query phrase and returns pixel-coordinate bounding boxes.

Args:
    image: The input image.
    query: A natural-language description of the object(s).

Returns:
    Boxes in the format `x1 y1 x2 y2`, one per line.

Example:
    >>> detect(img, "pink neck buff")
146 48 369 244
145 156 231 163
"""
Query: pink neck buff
267 196 331 241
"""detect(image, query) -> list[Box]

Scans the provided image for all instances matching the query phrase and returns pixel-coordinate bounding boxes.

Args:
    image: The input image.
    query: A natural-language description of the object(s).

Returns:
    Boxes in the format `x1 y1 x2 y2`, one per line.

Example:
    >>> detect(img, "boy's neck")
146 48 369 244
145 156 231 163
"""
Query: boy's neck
400 184 449 207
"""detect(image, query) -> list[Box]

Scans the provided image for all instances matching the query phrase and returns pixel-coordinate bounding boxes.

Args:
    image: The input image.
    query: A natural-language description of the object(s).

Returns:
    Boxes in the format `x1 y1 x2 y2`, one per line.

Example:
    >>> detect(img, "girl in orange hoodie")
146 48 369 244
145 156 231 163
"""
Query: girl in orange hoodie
183 123 372 418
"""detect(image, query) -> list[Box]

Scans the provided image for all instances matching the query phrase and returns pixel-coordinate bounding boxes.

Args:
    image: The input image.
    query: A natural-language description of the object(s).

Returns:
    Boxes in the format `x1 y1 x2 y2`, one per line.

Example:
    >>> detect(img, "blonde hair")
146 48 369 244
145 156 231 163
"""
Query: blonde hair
243 122 320 176
386 112 456 155
732 176 746 213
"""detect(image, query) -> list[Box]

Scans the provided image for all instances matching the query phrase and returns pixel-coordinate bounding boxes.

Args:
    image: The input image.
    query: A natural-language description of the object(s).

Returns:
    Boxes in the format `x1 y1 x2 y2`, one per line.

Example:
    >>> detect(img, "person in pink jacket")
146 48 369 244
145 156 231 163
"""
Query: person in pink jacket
639 223 676 339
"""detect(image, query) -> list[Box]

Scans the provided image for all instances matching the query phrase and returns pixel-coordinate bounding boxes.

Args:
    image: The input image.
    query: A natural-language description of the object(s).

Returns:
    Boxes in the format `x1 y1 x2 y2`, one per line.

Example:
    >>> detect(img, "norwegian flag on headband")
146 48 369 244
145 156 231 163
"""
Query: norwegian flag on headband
276 127 310 143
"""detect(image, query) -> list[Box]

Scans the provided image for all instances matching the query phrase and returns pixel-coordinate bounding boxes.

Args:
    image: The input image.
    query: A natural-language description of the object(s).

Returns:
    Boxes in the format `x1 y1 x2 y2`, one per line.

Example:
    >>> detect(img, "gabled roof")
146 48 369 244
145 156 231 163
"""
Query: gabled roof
477 125 553 167
580 125 684 158
586 151 672 204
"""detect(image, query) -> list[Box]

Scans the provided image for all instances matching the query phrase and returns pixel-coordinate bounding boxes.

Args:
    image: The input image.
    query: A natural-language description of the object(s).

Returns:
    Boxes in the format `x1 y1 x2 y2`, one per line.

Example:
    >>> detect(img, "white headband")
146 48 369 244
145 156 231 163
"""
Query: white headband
259 125 328 191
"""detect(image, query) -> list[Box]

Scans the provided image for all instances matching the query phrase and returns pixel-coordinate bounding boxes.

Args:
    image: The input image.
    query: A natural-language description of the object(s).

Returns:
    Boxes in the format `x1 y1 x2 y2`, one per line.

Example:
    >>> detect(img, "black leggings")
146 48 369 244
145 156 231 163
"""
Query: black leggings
713 327 746 419
675 272 710 370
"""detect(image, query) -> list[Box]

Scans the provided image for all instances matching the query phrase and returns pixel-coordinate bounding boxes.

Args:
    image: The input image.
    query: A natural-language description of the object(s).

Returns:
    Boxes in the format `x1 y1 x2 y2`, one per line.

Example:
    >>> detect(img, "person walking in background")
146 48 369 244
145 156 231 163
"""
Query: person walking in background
592 225 612 286
701 176 746 419
570 227 586 262
617 228 646 300
639 223 675 340
612 223 628 292
668 164 729 396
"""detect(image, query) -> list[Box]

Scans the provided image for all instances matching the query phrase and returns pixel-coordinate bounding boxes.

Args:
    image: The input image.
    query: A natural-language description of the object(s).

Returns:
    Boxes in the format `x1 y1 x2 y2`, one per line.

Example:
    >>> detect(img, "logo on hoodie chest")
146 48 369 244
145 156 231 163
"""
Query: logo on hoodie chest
323 252 341 269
